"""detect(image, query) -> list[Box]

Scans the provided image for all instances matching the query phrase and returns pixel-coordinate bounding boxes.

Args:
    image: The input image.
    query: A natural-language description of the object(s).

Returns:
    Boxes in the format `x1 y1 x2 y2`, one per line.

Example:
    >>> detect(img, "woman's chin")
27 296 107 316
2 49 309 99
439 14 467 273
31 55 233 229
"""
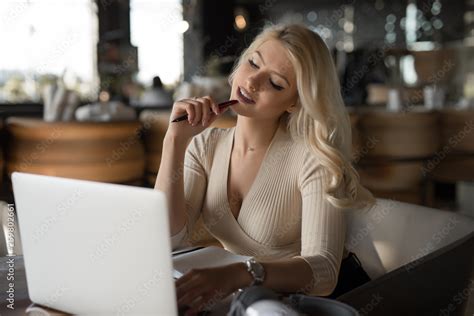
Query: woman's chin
229 102 253 114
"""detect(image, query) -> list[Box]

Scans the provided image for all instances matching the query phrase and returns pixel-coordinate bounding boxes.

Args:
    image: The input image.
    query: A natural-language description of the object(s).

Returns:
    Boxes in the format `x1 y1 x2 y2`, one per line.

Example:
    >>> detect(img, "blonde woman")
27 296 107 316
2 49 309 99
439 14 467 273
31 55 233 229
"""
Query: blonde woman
156 23 375 314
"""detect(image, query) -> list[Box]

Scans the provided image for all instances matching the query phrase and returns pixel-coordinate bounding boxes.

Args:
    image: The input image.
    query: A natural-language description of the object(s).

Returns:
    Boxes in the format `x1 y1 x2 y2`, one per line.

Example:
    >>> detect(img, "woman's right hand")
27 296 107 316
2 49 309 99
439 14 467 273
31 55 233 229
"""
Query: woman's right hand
166 96 229 141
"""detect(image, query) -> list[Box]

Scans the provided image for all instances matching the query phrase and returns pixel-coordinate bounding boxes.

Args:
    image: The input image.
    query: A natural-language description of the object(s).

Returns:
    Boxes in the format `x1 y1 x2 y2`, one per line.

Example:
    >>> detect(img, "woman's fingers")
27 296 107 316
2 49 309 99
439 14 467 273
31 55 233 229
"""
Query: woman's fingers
178 287 204 307
185 99 202 126
174 266 235 314
178 281 208 307
202 96 223 126
196 97 212 126
202 96 219 116
176 272 200 297
175 96 220 127
187 292 213 313
183 102 195 124
171 100 194 124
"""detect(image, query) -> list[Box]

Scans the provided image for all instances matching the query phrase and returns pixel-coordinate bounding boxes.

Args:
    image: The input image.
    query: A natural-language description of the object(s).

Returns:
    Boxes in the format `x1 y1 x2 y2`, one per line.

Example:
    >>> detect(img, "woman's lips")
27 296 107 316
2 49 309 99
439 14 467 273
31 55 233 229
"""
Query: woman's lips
237 86 255 104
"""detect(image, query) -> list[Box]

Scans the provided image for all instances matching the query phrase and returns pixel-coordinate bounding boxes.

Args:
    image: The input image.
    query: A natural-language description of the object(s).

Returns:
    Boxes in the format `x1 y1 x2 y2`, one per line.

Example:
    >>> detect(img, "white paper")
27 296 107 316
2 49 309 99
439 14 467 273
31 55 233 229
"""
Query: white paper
172 246 250 277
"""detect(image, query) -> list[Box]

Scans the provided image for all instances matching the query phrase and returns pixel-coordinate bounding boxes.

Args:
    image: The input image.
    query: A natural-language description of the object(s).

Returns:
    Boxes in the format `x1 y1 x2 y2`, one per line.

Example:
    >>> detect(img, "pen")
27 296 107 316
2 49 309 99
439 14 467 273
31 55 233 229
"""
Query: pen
171 100 238 123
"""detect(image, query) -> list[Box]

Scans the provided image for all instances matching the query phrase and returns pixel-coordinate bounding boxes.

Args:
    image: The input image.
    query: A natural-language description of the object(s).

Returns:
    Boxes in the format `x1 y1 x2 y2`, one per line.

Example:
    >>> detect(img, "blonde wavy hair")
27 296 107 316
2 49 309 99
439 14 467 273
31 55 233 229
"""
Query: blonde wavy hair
229 23 375 210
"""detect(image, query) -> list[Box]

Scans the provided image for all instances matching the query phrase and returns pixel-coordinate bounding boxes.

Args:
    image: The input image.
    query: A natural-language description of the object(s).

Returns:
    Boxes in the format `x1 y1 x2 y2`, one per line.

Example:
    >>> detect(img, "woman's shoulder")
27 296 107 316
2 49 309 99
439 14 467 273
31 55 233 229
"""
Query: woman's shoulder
277 130 316 162
281 135 326 181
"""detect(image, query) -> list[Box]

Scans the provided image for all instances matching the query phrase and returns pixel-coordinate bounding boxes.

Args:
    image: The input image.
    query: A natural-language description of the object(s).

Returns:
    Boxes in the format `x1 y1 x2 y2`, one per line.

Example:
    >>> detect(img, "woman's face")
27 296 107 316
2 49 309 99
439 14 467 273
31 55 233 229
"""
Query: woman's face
230 39 298 120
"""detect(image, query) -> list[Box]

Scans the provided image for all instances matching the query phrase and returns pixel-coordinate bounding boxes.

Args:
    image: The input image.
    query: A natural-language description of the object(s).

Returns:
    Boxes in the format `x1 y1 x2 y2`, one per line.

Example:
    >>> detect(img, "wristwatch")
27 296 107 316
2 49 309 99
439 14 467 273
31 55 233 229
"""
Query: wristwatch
244 257 265 286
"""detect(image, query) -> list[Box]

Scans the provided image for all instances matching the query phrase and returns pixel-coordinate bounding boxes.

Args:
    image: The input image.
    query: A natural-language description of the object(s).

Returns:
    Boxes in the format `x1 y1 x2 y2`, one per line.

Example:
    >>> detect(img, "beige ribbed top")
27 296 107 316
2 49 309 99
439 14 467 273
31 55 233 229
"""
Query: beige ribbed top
171 123 347 296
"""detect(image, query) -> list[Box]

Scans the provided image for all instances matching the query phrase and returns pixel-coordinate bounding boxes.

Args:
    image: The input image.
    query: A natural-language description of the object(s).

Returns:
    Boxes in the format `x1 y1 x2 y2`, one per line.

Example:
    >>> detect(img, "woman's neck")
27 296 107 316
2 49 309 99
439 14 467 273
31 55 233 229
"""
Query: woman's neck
233 116 281 157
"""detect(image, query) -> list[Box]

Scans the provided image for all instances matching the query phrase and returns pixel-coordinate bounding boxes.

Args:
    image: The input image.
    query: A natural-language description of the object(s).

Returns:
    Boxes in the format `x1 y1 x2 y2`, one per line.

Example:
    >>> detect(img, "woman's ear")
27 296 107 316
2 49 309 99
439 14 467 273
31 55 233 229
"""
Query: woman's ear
287 96 300 113
287 104 297 113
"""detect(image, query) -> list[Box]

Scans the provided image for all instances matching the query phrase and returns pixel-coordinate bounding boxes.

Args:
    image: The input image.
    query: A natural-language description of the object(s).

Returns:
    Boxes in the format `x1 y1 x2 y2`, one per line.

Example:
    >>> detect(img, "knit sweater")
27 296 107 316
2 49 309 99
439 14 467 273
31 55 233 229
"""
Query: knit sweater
170 123 347 296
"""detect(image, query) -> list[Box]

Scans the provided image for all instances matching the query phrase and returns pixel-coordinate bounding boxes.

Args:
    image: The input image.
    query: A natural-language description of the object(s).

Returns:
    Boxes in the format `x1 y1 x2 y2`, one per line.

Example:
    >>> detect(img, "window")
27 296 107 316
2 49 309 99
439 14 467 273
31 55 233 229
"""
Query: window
130 0 184 86
0 0 98 103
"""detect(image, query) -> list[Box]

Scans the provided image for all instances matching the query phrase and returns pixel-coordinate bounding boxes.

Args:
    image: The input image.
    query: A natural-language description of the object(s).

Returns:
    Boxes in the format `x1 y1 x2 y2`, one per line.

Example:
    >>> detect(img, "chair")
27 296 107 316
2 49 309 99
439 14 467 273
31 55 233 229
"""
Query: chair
339 198 474 315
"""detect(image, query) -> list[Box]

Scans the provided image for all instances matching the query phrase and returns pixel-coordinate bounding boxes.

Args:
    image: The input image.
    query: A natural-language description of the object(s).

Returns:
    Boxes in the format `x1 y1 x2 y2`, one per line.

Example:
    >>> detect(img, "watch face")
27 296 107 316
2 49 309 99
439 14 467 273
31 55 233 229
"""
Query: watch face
252 262 265 282
254 263 264 276
246 258 265 284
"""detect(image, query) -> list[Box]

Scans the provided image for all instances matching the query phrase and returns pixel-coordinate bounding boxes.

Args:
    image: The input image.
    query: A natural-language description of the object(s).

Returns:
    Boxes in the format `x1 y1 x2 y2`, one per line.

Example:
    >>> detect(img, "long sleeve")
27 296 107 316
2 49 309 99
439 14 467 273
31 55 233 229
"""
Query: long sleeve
293 154 346 296
170 131 209 250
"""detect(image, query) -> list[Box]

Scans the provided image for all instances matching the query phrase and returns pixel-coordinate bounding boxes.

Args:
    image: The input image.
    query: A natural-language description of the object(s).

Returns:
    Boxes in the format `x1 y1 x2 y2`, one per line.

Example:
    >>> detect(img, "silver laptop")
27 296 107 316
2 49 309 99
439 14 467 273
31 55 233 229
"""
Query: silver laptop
12 172 178 315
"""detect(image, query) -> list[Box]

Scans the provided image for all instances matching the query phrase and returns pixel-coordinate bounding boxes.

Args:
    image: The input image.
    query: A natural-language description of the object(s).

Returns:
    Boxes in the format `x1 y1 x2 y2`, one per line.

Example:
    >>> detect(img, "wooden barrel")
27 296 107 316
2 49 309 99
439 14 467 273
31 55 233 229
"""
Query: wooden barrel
141 112 170 154
431 154 474 183
123 178 146 187
357 160 425 191
359 108 439 158
439 109 474 154
147 173 157 188
369 188 424 205
140 111 170 186
6 118 145 183
348 110 361 161
146 153 162 174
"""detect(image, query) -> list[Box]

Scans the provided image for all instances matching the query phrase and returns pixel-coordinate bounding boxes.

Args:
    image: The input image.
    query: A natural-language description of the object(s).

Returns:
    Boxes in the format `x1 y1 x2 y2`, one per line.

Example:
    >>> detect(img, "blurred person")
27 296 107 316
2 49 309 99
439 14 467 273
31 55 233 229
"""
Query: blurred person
140 75 173 107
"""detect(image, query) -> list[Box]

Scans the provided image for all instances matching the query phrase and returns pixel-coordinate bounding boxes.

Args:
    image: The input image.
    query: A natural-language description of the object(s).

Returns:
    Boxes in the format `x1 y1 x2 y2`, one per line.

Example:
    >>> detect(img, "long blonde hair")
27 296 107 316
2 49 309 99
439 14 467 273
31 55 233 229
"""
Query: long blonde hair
230 23 375 210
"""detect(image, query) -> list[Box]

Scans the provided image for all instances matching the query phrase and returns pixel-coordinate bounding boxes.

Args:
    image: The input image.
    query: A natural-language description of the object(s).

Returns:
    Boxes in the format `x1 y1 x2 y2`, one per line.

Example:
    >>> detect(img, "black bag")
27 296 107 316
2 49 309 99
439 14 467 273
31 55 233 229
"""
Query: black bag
326 252 371 299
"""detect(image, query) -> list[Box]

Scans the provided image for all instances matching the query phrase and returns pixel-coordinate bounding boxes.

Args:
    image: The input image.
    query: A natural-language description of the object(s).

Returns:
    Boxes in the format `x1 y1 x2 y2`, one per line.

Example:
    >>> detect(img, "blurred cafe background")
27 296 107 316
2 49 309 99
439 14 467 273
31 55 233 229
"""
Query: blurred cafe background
0 0 473 232
3 0 473 213
0 0 473 314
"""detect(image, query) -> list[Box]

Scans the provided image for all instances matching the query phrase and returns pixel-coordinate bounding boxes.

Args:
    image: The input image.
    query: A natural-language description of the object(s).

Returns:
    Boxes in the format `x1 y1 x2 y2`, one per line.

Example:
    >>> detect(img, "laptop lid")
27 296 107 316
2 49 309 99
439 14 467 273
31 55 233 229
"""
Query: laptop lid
12 172 177 315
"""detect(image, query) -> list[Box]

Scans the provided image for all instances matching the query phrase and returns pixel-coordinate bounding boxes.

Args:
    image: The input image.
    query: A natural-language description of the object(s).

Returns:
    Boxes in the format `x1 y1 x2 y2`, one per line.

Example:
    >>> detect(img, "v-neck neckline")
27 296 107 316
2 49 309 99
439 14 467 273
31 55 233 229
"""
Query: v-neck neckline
224 125 281 224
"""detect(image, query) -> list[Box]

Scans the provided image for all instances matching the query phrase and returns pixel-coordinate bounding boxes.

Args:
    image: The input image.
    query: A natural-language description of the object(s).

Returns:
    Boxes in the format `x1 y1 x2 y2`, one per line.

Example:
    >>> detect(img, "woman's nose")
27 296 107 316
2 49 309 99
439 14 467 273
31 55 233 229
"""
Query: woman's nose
246 75 260 92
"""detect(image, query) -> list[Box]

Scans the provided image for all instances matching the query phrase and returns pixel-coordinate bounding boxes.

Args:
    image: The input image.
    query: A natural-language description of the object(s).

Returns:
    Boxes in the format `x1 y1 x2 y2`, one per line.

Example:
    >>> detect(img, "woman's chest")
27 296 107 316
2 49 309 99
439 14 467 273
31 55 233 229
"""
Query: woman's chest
227 151 266 220
204 152 302 246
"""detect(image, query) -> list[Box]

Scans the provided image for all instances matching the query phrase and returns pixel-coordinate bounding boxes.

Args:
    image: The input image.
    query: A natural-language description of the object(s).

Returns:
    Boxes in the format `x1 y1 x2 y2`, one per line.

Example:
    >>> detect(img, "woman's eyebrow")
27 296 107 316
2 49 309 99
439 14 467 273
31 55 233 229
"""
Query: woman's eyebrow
255 50 291 87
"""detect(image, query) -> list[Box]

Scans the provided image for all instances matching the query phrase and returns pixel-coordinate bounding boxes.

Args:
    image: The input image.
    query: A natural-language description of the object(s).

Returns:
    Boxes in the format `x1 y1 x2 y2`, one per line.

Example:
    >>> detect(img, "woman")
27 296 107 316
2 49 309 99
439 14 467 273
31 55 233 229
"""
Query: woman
155 23 375 314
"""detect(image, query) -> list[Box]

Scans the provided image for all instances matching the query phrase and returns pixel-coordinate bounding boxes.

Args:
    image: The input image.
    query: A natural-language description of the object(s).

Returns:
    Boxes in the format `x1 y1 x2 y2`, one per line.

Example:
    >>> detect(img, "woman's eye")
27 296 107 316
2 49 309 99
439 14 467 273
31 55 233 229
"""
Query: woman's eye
247 58 283 91
248 59 259 69
270 80 284 91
